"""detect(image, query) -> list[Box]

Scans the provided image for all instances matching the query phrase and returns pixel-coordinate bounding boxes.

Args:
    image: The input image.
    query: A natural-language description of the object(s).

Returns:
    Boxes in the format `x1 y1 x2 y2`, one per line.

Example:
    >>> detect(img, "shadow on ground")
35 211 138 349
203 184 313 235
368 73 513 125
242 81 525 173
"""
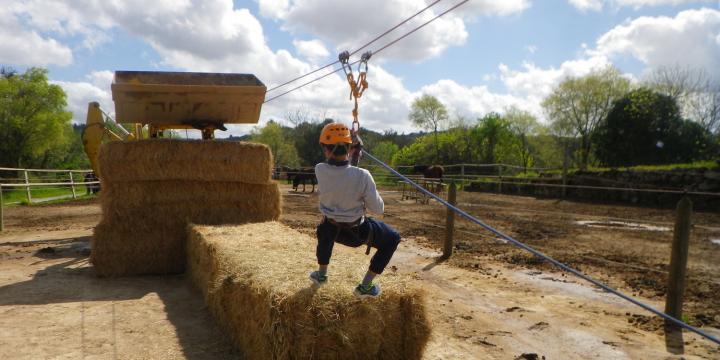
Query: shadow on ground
0 236 239 360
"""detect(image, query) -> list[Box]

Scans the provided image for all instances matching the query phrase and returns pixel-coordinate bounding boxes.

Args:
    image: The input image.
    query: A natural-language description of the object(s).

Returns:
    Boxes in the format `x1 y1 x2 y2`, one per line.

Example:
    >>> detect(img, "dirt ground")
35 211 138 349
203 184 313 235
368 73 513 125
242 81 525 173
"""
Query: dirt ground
1 184 719 359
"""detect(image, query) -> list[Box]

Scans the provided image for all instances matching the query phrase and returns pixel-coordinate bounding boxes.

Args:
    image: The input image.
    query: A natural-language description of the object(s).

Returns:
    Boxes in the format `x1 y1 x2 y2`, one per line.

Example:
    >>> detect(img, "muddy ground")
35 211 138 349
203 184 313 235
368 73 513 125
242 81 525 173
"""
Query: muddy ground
0 184 719 359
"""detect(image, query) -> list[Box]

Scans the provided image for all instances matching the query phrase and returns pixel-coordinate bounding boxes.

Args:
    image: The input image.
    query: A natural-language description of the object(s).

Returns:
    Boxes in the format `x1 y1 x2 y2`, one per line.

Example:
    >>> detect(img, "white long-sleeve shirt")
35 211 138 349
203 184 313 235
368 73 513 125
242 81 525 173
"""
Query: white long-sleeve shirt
315 162 384 223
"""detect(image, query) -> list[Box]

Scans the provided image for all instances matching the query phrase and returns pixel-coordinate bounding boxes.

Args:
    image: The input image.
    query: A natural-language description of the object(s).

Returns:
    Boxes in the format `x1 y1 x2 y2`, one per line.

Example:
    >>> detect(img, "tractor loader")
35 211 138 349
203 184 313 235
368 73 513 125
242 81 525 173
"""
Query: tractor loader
82 71 266 178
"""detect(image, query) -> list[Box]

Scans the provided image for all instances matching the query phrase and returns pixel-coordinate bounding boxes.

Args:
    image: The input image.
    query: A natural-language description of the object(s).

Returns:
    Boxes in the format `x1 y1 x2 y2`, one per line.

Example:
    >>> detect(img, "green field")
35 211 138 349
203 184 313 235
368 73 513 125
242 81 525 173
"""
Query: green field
1 186 96 205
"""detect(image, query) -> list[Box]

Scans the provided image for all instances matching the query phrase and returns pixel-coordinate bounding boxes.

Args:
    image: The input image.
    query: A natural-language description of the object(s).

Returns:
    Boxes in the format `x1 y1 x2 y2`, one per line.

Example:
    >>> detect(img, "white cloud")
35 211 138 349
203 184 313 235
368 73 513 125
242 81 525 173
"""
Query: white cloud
0 8 73 66
568 0 715 11
257 0 529 62
614 0 713 9
594 8 720 80
525 45 538 54
7 0 535 134
257 0 290 18
568 0 604 12
258 64 417 133
270 0 467 61
414 80 535 120
9 0 317 89
53 71 114 124
499 56 612 101
293 39 330 63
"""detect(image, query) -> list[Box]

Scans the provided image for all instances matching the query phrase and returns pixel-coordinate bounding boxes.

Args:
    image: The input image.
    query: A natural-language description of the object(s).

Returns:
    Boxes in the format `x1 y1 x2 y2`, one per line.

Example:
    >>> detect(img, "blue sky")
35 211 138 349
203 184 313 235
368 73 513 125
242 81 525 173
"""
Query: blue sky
3 0 719 135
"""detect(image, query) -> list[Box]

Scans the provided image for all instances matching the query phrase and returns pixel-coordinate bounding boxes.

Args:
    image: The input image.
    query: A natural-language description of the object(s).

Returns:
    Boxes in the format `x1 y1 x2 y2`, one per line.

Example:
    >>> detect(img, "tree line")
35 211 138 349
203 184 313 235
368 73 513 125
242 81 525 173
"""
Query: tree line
2 66 718 172
0 68 89 170
252 65 718 171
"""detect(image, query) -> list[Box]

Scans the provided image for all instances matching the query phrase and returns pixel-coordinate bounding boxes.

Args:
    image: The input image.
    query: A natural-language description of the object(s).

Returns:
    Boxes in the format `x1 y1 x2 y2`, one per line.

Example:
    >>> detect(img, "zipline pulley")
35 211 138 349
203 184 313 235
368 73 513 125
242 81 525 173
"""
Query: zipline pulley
339 50 372 166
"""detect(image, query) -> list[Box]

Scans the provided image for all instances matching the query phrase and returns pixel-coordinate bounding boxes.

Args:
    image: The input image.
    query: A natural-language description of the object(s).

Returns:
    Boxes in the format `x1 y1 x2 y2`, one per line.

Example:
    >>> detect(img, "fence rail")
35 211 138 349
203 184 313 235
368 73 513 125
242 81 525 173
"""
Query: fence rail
0 167 93 173
1 166 100 231
273 167 720 198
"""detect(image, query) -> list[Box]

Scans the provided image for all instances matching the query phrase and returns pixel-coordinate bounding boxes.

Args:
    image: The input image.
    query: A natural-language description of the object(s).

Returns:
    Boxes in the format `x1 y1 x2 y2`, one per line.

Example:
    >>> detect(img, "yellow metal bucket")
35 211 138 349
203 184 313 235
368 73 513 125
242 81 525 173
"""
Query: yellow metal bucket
111 71 266 126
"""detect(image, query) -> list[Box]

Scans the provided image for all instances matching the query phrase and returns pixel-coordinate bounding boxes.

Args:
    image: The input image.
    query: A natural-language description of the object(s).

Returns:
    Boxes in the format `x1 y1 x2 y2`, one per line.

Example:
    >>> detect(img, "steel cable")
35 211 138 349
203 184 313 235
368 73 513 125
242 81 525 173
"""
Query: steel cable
264 0 444 93
264 0 469 103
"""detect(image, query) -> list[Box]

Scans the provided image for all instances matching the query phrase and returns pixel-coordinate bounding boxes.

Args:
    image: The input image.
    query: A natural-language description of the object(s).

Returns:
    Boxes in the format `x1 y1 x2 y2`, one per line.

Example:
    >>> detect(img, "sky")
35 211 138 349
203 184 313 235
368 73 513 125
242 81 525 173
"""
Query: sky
2 0 720 137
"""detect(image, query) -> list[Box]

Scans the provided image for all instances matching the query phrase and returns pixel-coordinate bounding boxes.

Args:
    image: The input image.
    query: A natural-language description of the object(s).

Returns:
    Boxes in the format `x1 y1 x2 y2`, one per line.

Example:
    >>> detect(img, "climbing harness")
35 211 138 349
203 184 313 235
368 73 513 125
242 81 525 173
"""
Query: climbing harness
339 50 372 166
325 216 374 255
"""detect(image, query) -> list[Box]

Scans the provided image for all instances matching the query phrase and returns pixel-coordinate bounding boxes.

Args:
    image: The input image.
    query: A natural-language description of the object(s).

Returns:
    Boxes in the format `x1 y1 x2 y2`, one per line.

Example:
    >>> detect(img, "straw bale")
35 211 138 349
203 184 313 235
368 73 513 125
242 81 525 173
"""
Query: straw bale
187 222 430 360
98 139 273 184
100 181 281 220
92 221 187 276
93 181 280 276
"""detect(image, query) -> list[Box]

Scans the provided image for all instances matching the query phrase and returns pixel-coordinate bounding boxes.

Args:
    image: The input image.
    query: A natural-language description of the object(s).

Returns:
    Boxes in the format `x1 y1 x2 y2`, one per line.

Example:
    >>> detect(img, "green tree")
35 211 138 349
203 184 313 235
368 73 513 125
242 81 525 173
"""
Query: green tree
0 68 73 168
542 66 630 169
473 113 515 165
250 120 300 167
370 141 399 165
593 88 715 167
504 106 539 172
527 125 564 168
292 119 331 166
409 94 448 163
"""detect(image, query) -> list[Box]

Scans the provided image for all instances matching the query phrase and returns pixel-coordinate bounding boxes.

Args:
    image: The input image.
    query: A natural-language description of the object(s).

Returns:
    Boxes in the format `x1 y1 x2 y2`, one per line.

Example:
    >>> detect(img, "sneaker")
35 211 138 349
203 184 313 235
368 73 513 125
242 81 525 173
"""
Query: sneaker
354 283 381 298
309 271 328 286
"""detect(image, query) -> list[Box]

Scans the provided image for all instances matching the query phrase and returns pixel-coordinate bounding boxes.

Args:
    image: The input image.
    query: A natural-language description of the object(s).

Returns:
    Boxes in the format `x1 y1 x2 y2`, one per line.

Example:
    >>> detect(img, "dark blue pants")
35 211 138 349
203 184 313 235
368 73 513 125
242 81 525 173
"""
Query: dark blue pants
316 217 401 274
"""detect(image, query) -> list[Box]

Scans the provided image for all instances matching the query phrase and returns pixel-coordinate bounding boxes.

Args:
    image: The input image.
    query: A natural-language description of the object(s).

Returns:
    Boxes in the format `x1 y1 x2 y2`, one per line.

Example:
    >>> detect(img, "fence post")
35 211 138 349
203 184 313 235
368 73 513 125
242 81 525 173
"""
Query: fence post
497 166 502 194
562 149 569 199
665 196 692 326
23 170 31 204
68 171 77 199
1 184 4 232
443 182 457 259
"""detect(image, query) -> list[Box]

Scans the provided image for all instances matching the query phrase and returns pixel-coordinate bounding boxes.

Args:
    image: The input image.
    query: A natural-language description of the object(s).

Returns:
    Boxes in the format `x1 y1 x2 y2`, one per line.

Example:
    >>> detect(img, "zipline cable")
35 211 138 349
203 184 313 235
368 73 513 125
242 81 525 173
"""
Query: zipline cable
362 150 720 346
264 0 469 103
265 0 444 93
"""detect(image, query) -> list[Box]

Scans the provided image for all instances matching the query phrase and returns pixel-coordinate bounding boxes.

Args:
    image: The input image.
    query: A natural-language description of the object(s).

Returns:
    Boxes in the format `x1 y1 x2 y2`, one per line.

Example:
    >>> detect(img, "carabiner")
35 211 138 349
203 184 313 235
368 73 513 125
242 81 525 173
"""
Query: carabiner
339 50 352 77
358 51 372 74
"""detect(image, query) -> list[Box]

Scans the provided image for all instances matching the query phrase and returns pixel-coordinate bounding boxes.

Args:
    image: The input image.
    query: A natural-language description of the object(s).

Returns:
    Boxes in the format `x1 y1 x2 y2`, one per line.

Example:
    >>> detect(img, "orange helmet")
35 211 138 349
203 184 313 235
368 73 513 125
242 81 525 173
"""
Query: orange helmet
319 122 352 145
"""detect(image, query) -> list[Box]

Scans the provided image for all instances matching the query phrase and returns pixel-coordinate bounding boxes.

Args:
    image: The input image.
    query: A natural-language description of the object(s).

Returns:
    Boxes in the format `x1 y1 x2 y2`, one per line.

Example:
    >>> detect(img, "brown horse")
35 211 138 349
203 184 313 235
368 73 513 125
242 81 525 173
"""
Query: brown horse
413 165 444 195
413 165 444 180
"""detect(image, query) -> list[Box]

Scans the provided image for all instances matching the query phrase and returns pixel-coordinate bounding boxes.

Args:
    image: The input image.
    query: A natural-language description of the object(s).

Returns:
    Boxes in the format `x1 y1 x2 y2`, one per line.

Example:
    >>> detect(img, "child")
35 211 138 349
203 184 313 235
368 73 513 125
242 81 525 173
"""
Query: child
310 122 401 298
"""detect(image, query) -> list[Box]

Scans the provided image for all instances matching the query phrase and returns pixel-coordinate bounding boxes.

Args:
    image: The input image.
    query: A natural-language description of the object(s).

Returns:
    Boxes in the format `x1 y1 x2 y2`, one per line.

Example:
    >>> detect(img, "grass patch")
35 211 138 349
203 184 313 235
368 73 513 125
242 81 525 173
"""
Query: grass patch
1 186 95 205
538 160 718 176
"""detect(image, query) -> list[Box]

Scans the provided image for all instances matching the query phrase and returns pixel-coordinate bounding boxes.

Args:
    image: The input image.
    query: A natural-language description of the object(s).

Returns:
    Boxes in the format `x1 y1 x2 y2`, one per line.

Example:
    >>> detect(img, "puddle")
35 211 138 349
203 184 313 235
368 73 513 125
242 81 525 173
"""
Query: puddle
574 220 670 232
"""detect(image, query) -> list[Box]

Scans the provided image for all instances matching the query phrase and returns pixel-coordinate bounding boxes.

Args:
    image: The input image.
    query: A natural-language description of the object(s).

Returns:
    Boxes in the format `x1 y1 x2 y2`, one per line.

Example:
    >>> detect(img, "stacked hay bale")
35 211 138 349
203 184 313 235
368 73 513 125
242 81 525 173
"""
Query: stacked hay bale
187 222 431 359
92 139 280 276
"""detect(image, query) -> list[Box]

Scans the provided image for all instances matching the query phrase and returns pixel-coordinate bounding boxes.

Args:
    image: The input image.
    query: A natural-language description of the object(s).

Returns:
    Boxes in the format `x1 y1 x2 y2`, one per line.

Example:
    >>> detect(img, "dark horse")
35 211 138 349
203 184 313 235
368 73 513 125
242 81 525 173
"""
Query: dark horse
413 165 444 180
413 165 444 194
290 167 317 193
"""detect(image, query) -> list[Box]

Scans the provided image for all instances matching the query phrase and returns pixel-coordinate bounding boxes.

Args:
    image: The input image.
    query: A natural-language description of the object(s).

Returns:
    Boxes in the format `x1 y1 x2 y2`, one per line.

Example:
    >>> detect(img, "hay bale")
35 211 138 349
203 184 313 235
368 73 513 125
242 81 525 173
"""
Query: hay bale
99 181 282 219
92 182 280 276
187 222 430 360
98 139 273 184
92 138 281 276
92 222 187 276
